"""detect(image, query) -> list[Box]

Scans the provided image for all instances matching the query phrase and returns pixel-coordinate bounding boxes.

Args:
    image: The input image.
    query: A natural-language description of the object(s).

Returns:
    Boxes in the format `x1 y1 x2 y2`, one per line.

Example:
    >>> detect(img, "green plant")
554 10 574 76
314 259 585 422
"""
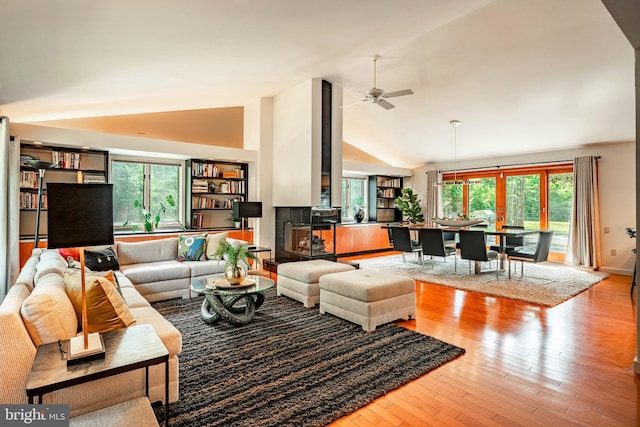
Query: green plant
228 212 242 224
212 240 260 269
122 195 184 233
394 188 424 224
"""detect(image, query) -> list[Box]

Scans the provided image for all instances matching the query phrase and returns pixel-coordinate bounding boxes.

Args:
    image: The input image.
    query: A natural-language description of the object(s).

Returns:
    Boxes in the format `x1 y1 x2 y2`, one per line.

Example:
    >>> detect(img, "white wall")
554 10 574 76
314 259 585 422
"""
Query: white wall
244 98 275 251
272 79 319 206
412 141 636 275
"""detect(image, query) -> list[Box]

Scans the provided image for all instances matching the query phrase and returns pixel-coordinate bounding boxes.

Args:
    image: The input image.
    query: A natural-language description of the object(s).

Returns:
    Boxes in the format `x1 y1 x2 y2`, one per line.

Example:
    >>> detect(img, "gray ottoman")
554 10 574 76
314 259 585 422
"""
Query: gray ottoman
277 260 355 307
319 269 416 331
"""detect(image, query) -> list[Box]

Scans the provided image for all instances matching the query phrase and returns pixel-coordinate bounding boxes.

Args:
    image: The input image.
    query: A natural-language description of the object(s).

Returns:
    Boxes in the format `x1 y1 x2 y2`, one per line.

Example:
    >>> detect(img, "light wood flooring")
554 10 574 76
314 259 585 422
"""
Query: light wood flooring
325 256 639 427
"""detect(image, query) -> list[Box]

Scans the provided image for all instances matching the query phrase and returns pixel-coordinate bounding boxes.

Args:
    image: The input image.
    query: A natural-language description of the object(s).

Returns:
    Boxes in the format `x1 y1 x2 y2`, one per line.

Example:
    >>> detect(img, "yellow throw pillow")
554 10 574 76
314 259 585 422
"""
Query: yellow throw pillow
64 270 136 333
206 232 229 260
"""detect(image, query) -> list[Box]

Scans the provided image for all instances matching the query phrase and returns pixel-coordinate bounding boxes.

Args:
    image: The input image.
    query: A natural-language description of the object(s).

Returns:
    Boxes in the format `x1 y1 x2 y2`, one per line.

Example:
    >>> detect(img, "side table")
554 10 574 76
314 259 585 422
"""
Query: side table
26 324 170 426
248 245 272 277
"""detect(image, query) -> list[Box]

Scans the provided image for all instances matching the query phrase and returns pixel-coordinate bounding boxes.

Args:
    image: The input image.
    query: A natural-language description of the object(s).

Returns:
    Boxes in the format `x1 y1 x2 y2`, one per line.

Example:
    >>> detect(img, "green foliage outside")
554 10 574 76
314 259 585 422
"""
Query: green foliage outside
441 172 573 227
113 161 181 231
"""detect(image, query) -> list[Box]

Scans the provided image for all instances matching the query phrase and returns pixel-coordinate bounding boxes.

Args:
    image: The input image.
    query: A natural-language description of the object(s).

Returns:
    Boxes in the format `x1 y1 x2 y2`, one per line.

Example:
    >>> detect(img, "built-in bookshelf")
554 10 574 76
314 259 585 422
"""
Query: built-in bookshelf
19 142 109 239
188 159 248 229
368 175 403 222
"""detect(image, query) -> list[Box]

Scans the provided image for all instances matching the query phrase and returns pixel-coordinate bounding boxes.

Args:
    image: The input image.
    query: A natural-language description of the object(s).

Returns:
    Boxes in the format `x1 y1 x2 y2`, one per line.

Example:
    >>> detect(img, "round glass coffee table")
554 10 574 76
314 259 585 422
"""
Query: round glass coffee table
190 275 275 326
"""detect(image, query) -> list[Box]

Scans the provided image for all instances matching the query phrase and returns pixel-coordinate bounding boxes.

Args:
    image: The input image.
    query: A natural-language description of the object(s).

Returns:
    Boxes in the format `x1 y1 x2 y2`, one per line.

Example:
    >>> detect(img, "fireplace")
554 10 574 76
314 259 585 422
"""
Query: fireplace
274 207 339 263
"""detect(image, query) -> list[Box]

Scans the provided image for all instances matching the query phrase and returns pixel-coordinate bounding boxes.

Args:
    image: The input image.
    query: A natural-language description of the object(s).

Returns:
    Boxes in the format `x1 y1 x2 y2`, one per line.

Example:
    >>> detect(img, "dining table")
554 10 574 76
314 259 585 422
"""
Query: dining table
408 224 541 270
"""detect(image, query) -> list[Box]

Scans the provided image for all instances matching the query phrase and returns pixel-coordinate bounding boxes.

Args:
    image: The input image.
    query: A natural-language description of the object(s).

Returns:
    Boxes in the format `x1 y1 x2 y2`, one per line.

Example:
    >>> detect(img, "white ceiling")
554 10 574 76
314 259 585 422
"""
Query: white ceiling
0 0 634 168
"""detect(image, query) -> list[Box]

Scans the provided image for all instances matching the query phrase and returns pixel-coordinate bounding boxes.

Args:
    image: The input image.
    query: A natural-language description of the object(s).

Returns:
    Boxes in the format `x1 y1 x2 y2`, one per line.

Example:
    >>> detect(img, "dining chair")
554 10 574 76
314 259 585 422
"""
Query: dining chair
507 230 554 278
389 226 423 265
458 229 499 277
489 225 525 255
418 228 457 271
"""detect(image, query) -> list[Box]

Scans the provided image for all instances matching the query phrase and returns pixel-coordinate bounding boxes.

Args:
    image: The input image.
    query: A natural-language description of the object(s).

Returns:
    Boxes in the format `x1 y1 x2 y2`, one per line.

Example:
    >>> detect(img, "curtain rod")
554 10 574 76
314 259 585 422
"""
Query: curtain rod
431 156 600 174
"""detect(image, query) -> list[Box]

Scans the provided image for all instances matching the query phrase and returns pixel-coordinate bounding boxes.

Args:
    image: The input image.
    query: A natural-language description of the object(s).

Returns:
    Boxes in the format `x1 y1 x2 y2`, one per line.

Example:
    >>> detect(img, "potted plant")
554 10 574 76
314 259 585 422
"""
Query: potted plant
212 240 260 284
394 188 425 224
228 213 242 228
122 195 185 233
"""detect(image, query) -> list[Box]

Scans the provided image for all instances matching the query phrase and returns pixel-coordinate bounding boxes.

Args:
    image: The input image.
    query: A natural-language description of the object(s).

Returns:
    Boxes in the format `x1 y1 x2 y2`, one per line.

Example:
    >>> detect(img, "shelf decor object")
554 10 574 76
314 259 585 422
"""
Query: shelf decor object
26 160 58 247
47 183 114 365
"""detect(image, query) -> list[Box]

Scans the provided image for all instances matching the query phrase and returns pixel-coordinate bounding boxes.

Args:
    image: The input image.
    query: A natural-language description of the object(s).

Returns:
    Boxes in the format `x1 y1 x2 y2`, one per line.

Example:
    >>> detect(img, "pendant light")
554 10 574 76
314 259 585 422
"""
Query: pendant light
433 120 479 186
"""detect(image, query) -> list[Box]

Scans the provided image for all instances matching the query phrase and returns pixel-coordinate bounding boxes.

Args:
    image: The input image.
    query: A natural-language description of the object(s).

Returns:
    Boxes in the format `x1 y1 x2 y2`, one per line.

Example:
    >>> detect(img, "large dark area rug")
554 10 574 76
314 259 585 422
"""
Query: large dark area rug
152 289 464 426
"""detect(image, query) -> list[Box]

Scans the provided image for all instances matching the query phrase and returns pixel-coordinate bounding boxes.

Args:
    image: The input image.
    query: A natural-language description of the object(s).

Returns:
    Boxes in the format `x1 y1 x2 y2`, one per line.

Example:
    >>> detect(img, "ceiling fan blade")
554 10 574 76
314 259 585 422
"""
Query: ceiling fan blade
341 99 368 108
383 89 414 98
377 99 395 110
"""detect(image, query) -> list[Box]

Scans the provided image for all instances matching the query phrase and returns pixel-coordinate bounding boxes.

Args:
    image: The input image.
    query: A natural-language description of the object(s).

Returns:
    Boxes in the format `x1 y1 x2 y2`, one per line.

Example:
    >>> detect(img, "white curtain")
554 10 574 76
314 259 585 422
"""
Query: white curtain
0 117 20 300
566 156 601 269
425 170 440 226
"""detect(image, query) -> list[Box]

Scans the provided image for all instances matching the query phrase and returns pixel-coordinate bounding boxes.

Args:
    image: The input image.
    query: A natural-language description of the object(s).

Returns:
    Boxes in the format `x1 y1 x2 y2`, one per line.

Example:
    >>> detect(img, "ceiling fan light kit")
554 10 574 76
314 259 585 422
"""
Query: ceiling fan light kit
343 55 414 110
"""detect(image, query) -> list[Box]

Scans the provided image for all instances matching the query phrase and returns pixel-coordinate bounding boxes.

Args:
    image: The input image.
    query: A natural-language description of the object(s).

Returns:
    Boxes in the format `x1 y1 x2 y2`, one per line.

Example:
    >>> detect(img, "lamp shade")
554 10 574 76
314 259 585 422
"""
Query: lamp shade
47 183 114 248
233 201 262 218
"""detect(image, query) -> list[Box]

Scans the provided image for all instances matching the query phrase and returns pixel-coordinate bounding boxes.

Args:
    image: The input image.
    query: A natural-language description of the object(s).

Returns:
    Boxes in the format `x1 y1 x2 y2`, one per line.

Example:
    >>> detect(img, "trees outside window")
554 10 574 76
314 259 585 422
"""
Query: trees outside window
342 177 366 221
112 160 183 230
440 164 573 254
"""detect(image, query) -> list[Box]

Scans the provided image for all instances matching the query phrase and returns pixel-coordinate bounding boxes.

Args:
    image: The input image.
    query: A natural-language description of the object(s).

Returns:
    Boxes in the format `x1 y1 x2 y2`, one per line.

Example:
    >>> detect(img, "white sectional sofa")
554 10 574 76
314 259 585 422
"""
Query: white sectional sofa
0 232 248 419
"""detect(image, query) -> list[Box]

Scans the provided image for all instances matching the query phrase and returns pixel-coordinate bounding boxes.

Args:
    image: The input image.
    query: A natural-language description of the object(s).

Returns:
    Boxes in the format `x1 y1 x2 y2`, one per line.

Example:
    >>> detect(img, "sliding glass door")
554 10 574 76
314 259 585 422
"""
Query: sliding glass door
440 164 573 257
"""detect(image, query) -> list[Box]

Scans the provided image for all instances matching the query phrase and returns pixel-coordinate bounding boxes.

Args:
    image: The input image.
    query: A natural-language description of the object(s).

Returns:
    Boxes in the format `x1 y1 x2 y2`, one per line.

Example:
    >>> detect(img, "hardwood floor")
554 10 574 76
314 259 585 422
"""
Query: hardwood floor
326 256 639 426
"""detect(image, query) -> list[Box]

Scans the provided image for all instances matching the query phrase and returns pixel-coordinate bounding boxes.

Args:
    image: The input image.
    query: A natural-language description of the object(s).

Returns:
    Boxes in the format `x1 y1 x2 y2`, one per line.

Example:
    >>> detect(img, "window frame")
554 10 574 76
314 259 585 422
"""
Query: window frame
341 176 368 222
110 155 185 231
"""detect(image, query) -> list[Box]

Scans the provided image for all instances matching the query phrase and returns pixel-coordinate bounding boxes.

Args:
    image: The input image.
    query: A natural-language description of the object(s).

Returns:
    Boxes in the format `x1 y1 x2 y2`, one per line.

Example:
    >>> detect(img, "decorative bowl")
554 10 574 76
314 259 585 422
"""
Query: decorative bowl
432 219 485 227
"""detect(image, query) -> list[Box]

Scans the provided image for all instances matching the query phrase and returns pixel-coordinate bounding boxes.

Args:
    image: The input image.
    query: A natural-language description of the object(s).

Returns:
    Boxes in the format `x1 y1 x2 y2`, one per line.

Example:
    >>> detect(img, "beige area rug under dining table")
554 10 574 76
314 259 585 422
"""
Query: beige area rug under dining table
355 254 609 307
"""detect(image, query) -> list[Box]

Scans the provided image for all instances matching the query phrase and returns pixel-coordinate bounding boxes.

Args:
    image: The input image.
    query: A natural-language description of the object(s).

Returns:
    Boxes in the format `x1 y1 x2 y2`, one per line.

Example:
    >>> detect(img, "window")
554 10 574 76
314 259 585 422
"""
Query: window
342 177 367 221
441 164 573 254
112 159 184 230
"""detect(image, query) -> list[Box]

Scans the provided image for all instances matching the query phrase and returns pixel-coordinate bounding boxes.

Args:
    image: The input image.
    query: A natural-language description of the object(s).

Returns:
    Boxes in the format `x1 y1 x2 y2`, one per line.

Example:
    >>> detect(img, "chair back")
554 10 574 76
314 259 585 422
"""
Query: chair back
502 225 525 247
389 226 414 252
419 228 447 257
459 230 490 262
533 230 554 262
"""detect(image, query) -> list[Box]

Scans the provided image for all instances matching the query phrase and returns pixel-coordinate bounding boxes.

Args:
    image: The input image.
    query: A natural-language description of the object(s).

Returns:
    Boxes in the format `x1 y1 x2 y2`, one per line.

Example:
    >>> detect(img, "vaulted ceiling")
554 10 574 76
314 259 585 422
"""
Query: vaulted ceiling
0 0 634 168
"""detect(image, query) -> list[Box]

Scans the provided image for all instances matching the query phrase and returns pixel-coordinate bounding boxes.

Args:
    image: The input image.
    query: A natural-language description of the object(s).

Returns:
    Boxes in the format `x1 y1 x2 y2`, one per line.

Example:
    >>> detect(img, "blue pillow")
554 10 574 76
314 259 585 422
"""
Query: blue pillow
177 235 207 261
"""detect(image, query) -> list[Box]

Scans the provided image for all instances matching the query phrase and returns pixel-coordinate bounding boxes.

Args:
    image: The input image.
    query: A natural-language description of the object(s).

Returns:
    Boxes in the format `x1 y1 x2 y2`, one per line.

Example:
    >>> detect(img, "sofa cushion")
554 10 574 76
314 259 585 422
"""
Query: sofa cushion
15 253 40 291
119 261 190 284
184 259 226 277
0 284 37 404
128 307 182 356
205 232 229 260
21 273 78 346
58 247 80 262
34 250 67 285
64 269 136 333
117 238 178 265
177 235 207 261
84 247 120 271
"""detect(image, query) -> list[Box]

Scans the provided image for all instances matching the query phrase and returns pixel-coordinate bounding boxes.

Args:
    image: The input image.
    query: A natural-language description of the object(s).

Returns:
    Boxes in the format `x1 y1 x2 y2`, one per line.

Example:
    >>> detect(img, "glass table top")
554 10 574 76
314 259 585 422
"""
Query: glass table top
190 274 275 296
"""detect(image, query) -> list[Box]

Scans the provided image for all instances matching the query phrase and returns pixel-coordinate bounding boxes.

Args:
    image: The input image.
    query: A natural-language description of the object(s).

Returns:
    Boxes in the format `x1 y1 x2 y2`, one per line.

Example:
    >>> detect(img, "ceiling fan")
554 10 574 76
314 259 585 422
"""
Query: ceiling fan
343 55 414 110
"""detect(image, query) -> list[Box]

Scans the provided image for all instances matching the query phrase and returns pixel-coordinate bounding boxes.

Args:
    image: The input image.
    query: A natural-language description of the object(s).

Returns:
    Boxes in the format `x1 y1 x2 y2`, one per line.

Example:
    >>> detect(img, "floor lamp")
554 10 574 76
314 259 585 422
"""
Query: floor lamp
232 201 263 245
27 160 57 248
47 183 114 365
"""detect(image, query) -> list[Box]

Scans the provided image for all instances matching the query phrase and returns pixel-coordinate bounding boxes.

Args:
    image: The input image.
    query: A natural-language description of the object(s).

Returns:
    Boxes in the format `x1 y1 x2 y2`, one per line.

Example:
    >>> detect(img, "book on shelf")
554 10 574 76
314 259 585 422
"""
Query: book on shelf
20 192 46 209
20 171 39 188
52 151 81 169
192 212 204 228
192 179 209 193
